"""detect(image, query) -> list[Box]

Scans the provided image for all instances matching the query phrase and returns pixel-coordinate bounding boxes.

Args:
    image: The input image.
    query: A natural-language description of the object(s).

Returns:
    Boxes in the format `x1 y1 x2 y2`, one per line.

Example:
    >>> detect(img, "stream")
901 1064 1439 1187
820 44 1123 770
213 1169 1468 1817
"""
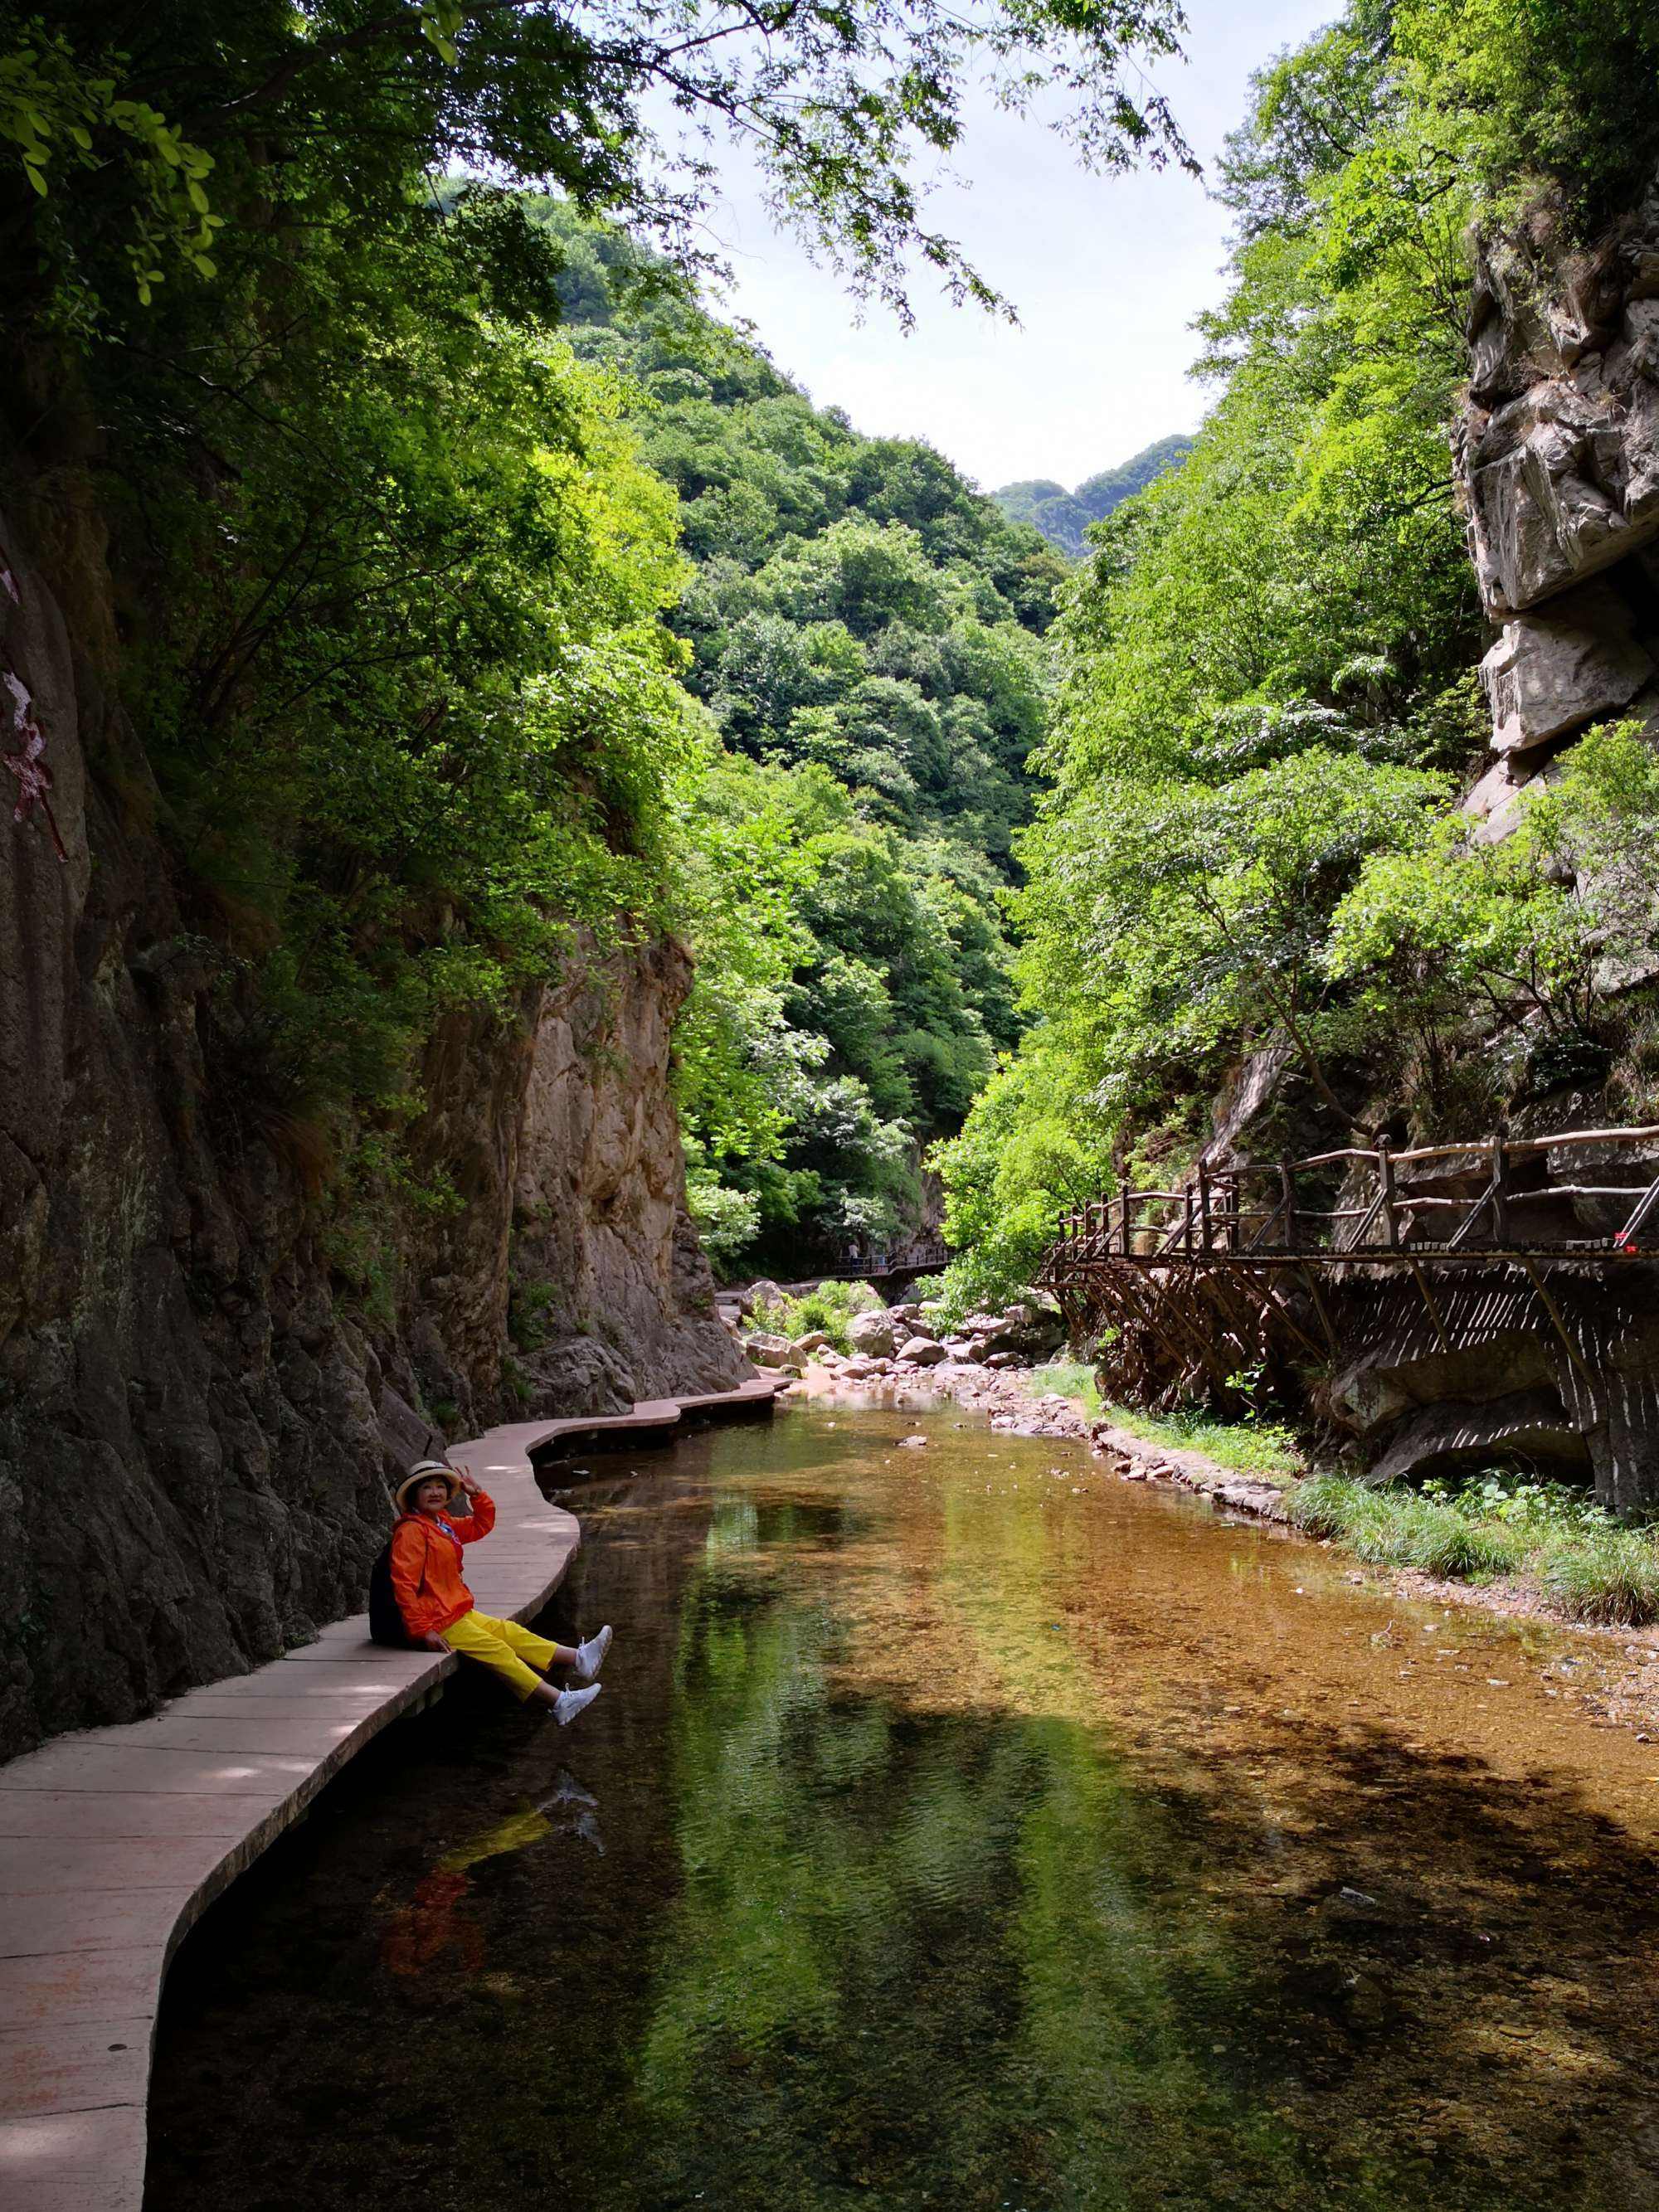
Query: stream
144 1395 1659 2211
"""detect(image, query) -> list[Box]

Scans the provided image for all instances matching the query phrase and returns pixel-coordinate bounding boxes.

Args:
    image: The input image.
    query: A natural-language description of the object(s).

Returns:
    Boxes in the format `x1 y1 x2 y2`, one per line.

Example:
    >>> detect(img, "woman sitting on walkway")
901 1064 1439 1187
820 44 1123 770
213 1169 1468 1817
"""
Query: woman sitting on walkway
391 1461 610 1724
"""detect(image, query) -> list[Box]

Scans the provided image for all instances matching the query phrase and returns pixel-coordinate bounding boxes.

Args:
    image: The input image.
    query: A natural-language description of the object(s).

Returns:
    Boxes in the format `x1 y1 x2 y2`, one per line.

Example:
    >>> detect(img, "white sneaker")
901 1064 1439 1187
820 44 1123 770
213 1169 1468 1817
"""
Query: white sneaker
552 1683 601 1727
574 1624 612 1682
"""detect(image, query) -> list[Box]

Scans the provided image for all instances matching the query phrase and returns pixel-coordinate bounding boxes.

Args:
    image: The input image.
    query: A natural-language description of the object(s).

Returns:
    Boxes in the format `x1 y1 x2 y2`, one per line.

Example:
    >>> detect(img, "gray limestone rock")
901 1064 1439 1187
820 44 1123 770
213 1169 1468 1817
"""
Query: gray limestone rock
1366 1391 1592 1485
742 1332 798 1369
1480 581 1653 754
377 1386 445 1481
1461 753 1565 846
1458 184 1659 626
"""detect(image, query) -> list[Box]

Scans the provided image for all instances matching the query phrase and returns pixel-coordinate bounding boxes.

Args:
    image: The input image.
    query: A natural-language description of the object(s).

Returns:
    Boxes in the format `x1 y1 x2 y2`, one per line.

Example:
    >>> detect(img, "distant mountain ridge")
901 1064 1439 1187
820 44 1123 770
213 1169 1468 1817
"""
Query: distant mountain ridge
992 435 1194 558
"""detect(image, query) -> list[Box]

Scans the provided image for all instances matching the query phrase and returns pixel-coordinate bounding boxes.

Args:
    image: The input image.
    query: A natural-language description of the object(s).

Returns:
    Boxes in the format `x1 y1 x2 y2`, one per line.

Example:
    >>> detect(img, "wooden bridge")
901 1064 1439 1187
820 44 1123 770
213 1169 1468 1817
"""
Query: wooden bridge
1041 1124 1659 1401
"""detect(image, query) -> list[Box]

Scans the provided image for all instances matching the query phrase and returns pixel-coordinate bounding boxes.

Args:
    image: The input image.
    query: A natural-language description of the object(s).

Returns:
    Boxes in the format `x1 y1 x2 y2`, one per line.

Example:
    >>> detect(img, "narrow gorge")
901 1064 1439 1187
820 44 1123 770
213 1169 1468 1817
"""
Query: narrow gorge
15 7 1659 2211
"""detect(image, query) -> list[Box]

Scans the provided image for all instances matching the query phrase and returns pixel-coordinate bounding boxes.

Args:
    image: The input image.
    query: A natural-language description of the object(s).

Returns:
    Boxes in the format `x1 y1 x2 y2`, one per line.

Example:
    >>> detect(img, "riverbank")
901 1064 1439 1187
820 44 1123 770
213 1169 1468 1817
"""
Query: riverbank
797 1354 1659 1737
798 1349 1296 1517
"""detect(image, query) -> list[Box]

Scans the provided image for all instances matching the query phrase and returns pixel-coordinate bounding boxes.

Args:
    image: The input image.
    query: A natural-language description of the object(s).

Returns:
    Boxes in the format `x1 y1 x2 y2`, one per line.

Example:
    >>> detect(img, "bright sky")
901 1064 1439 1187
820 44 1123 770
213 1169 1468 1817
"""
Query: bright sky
684 0 1338 493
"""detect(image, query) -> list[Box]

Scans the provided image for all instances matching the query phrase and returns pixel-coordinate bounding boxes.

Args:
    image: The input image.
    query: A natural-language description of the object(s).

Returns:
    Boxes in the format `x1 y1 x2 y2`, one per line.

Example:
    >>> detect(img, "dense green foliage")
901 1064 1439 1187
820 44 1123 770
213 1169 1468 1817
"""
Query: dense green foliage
20 0 1659 1323
935 0 1659 1322
2 0 1195 330
538 210 1067 1271
751 1278 883 1354
22 152 704 1237
992 435 1194 558
2 0 1189 1296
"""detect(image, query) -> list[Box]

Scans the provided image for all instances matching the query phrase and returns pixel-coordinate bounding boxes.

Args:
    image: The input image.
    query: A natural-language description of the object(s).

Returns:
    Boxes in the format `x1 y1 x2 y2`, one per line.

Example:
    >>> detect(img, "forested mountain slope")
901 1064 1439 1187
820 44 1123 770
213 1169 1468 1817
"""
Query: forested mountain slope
0 0 1186 1754
937 0 1659 1340
993 436 1194 557
540 211 1068 1275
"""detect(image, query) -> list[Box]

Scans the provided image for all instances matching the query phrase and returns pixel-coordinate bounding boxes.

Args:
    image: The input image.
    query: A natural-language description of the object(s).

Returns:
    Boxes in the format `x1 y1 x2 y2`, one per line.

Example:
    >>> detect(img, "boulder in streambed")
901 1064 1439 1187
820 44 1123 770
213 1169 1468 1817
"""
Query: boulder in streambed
848 1308 898 1357
899 1336 947 1366
985 1300 1067 1360
743 1330 798 1369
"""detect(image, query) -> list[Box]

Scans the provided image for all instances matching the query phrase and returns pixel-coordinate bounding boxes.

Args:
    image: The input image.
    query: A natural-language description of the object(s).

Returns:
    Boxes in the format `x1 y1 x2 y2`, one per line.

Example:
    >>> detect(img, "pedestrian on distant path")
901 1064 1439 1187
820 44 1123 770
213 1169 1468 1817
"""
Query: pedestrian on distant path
389 1461 610 1724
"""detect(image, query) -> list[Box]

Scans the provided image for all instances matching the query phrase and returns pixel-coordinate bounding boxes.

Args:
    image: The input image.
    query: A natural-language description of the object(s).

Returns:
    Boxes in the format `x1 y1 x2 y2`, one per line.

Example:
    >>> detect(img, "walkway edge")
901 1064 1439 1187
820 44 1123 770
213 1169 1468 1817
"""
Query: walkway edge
0 1377 786 2212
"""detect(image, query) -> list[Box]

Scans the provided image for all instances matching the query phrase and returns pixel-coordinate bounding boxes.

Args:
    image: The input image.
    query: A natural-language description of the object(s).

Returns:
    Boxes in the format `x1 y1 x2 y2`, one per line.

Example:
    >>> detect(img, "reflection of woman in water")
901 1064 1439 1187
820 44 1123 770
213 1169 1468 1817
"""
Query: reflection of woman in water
382 1775 603 1981
390 1461 611 1723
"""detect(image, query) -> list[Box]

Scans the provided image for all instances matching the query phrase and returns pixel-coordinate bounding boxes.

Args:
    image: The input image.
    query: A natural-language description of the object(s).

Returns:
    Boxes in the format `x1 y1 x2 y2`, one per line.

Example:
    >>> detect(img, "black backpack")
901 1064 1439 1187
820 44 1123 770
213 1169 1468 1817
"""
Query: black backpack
368 1521 421 1647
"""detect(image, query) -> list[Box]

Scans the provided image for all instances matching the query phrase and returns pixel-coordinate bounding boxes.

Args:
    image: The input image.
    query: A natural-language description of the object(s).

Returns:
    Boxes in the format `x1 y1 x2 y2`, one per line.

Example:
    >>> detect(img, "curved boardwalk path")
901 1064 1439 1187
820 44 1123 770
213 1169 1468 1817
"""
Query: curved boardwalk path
0 1377 784 2211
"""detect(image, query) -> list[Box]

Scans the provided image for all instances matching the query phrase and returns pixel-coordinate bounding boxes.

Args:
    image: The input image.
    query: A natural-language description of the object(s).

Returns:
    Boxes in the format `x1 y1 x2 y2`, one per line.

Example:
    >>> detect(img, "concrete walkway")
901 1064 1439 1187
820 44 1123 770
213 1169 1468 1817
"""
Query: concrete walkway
0 1377 785 2211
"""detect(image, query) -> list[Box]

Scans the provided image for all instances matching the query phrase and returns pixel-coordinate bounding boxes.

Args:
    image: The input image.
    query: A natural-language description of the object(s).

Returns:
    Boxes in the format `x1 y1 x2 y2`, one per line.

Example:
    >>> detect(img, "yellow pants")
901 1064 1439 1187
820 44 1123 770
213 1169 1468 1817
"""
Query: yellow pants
440 1609 562 1701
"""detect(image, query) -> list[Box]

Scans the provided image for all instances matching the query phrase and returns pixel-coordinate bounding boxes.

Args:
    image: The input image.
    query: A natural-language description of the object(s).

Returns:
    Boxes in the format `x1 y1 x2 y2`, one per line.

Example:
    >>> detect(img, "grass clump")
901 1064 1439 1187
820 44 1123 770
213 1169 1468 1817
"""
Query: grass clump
1288 1473 1526 1579
1287 1467 1659 1623
1537 1533 1659 1626
1102 1401 1302 1480
754 1279 881 1354
1029 1361 1103 1416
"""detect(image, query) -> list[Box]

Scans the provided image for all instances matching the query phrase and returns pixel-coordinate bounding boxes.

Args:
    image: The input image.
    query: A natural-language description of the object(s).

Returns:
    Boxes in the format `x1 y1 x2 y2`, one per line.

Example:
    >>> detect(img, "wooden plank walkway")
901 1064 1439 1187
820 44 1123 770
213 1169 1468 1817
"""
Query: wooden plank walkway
0 1377 786 2212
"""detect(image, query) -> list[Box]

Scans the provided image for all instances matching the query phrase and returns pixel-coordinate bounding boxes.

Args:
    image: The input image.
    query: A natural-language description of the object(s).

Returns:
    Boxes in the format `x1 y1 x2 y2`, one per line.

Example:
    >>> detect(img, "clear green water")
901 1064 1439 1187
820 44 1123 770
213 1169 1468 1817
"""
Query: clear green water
144 1400 1659 2211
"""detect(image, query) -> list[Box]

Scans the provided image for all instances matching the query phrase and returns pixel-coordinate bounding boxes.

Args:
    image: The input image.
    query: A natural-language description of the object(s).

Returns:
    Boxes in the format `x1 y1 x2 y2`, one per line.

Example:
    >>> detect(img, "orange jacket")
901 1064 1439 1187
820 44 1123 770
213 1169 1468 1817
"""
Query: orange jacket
389 1490 497 1639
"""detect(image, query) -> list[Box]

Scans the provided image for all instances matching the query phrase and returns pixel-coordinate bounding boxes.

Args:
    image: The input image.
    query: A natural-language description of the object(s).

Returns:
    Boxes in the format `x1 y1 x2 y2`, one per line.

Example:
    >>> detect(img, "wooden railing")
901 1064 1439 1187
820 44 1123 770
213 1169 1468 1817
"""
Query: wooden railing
1048 1124 1659 1275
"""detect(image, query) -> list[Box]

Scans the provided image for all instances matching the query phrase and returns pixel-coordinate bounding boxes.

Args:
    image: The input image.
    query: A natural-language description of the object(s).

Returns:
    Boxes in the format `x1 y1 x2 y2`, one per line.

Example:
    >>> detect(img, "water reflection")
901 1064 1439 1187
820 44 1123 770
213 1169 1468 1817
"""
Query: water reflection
146 1406 1659 2212
381 1773 607 1983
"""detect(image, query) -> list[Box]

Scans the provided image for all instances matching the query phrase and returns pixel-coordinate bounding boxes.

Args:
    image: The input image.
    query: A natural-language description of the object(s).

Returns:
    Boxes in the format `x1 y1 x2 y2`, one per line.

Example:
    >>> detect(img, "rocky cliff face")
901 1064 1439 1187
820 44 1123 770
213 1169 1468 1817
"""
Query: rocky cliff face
507 934 748 1415
0 500 744 1763
1457 174 1659 838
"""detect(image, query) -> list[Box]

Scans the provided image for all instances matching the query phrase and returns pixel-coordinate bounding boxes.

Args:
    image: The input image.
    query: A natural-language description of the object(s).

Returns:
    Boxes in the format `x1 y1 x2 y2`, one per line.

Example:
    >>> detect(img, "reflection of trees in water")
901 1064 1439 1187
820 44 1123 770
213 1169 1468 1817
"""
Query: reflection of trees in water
628 1470 1654 2212
632 1525 1316 2210
144 1425 1659 2212
940 1471 1659 2212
